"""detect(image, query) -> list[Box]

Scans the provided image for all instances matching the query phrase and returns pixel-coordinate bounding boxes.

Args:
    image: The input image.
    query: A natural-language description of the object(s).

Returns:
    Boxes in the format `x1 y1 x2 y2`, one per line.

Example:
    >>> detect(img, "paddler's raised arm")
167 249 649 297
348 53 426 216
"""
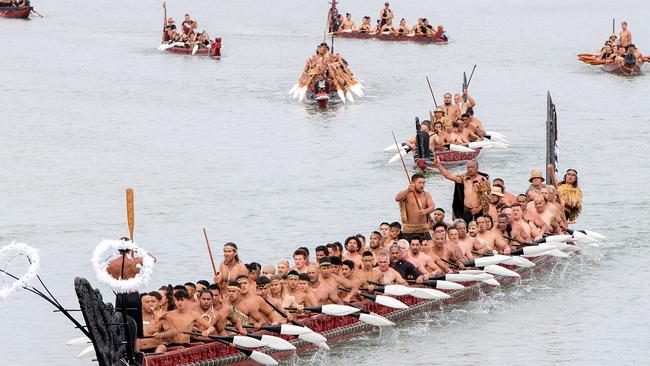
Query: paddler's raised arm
434 156 462 183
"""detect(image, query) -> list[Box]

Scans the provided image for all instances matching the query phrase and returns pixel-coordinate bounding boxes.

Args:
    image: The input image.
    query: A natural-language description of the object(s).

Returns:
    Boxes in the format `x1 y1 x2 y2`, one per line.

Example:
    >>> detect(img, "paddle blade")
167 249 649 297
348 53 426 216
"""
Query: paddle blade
192 44 199 55
66 337 91 346
382 284 414 296
489 135 509 144
571 230 599 244
522 244 556 256
472 254 510 267
384 143 406 153
542 249 570 258
233 336 266 348
482 277 501 286
432 280 465 290
345 91 354 103
542 235 572 243
358 312 395 326
337 89 345 103
298 331 327 344
583 230 605 240
483 264 520 277
317 342 331 350
449 144 475 153
485 131 506 139
467 140 492 149
249 350 279 365
388 149 407 164
288 83 299 95
410 287 450 300
444 273 483 283
77 345 95 358
375 294 409 309
459 269 485 275
321 304 360 316
280 324 311 336
501 256 535 268
260 334 296 351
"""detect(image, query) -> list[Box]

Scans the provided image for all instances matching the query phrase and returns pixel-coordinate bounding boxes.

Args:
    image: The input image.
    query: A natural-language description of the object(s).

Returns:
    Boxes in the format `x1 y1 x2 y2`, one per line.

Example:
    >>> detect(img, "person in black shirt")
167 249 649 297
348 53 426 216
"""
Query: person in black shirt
388 243 426 283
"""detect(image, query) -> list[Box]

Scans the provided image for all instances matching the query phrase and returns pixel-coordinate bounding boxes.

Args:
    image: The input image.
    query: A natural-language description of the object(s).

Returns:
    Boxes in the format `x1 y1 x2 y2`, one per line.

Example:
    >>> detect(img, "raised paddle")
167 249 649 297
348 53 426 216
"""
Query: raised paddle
425 76 438 107
391 131 423 212
466 64 477 87
462 72 468 103
202 228 218 277
126 188 134 241
225 327 296 351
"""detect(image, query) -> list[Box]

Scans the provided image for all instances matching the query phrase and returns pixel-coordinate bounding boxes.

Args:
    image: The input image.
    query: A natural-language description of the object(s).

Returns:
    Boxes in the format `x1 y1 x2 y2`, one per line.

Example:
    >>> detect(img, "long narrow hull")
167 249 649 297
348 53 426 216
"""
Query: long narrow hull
333 30 448 44
142 255 555 366
601 60 643 75
0 6 31 18
161 37 222 58
415 148 482 169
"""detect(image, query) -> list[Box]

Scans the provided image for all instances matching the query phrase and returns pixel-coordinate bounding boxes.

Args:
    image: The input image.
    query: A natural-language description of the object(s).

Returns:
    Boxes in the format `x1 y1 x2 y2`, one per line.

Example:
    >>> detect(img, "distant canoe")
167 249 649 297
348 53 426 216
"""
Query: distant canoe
601 59 643 76
0 5 32 18
332 29 448 44
162 38 222 58
415 148 482 169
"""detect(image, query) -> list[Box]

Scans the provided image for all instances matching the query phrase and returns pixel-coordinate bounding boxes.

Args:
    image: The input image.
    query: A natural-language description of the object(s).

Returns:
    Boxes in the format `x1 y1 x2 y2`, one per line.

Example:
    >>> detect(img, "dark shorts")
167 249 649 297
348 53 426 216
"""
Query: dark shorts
462 207 481 224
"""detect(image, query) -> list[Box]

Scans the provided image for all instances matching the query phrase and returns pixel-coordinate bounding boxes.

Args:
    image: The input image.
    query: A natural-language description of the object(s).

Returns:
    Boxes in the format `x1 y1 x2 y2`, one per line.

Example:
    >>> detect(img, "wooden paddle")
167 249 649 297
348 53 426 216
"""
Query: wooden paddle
391 131 422 211
126 188 134 241
425 76 438 107
202 228 218 277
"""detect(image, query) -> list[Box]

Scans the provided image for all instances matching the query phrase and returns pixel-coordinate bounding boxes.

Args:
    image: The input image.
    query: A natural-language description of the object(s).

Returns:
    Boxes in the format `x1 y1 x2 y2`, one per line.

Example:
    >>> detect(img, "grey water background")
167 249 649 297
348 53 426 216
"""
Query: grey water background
1 0 649 364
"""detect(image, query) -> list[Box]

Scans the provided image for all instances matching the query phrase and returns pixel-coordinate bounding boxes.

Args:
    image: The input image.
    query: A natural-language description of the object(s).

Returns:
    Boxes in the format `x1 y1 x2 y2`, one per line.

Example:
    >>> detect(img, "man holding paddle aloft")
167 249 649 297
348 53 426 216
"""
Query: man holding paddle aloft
395 173 435 240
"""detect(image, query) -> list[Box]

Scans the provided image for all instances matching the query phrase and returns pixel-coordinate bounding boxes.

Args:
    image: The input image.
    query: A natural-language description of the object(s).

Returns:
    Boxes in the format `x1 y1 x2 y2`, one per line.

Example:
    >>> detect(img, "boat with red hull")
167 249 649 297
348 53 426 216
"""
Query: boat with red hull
601 59 643 75
163 39 222 58
333 29 448 44
0 4 32 18
137 255 555 366
416 148 482 170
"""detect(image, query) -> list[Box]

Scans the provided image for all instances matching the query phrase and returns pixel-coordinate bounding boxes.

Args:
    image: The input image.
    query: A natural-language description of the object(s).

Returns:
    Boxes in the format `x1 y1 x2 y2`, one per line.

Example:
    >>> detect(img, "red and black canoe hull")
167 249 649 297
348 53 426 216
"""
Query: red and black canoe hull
163 37 222 59
0 5 31 18
333 30 448 44
601 60 643 76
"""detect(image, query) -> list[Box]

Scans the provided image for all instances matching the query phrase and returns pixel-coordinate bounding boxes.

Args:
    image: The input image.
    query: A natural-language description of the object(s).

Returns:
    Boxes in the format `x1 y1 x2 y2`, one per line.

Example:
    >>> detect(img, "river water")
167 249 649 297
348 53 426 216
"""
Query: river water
1 0 649 364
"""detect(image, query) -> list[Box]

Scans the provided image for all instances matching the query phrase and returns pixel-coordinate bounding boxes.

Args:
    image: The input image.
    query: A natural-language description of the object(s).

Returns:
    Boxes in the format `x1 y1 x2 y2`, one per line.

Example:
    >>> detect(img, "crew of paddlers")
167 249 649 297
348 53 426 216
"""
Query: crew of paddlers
329 2 445 36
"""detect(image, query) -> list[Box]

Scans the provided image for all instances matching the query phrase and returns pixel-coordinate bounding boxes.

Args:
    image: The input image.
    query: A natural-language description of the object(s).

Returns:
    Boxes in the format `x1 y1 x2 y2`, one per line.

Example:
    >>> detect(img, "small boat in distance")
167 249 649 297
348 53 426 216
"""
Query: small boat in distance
0 0 34 19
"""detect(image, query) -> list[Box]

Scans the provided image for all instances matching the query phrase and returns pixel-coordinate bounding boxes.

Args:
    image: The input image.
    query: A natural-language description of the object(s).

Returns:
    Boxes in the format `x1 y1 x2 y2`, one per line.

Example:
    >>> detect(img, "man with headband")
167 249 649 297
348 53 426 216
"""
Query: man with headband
309 259 344 305
226 280 266 327
236 275 284 325
214 242 248 296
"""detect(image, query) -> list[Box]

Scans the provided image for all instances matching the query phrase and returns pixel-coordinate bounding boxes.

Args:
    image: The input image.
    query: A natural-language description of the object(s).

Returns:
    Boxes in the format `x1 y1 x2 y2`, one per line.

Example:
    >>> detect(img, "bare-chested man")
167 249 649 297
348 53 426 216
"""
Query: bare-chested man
527 196 562 235
137 292 176 353
373 252 408 285
487 185 505 224
395 173 435 237
368 231 386 260
620 21 632 47
454 88 476 116
510 203 538 242
308 261 344 305
226 280 267 328
341 13 356 30
442 92 460 121
165 290 215 345
545 185 568 230
379 222 392 248
457 116 481 142
236 275 282 325
453 219 484 259
475 216 510 254
195 289 244 337
430 231 465 269
435 158 491 223
294 273 319 308
214 243 248 296
495 213 519 248
464 112 485 138
338 259 366 302
446 226 470 262
405 235 448 275
343 236 363 269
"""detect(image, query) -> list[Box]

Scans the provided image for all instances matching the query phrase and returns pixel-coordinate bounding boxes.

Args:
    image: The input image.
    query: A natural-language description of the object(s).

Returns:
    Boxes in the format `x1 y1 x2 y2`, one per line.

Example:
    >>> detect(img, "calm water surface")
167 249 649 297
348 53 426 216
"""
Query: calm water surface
1 0 649 365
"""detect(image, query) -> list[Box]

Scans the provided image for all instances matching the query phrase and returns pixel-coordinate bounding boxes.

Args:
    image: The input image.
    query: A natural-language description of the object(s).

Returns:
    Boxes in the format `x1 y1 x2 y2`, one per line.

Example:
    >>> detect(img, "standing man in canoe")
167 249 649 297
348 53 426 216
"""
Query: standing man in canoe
395 173 435 240
620 21 632 47
214 242 248 296
434 157 491 223
379 2 393 27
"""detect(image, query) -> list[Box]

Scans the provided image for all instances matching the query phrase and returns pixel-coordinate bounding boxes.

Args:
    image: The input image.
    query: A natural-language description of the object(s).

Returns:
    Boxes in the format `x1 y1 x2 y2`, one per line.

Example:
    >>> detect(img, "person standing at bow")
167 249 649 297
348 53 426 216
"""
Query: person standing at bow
379 2 393 26
395 173 435 240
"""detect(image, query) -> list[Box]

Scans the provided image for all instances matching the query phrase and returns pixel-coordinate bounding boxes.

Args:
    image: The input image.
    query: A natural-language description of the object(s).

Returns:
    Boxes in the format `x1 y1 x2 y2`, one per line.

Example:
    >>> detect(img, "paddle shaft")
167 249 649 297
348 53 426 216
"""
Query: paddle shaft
392 131 422 210
467 64 477 87
126 188 134 241
202 228 218 277
425 76 438 107
261 296 304 327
